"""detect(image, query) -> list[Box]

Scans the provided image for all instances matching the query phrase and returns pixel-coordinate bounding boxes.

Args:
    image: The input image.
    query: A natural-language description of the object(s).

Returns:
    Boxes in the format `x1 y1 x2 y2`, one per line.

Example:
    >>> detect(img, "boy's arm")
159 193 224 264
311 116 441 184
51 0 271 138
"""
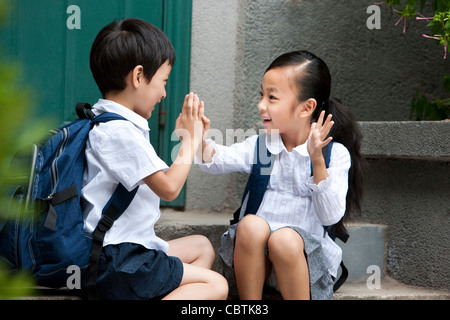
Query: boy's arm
143 93 203 202
143 147 193 202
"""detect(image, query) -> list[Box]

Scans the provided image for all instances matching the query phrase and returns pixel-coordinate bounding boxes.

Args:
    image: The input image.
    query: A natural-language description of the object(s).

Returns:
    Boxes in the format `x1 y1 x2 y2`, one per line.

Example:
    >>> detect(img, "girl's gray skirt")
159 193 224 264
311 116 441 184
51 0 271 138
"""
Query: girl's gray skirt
218 222 334 300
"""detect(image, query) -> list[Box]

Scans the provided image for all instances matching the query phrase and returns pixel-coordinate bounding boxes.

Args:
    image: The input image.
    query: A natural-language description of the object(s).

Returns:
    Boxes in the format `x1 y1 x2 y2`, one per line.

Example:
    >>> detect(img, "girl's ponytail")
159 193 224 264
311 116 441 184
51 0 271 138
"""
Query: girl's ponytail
319 97 366 224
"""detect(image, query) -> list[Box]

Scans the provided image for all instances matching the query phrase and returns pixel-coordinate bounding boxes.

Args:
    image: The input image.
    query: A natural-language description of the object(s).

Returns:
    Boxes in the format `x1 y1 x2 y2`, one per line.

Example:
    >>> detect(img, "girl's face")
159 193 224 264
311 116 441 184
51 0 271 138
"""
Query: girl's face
258 67 303 135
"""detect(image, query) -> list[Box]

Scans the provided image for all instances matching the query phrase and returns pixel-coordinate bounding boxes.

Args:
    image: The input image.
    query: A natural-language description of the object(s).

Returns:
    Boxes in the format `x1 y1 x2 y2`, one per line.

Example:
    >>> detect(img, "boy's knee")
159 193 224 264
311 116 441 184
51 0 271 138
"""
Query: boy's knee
214 273 229 300
195 235 214 252
235 215 270 247
193 235 216 265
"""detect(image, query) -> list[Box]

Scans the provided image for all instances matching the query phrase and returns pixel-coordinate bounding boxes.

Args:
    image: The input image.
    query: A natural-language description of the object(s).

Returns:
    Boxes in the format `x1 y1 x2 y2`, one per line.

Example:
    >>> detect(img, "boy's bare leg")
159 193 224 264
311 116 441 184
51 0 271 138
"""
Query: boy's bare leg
162 263 228 300
233 215 271 300
163 235 228 300
167 235 215 269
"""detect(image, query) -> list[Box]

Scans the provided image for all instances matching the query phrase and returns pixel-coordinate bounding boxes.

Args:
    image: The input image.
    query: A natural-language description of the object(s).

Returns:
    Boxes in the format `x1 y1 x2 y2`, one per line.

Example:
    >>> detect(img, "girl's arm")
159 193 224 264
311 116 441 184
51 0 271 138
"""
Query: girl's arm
308 143 351 226
307 111 350 226
200 115 216 163
197 116 256 175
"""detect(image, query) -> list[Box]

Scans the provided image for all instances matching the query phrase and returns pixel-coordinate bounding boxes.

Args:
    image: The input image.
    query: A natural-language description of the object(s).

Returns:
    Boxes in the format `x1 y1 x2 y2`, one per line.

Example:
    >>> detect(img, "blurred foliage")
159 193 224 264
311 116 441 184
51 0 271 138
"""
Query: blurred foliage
381 0 449 58
0 0 53 299
410 73 450 120
377 0 450 120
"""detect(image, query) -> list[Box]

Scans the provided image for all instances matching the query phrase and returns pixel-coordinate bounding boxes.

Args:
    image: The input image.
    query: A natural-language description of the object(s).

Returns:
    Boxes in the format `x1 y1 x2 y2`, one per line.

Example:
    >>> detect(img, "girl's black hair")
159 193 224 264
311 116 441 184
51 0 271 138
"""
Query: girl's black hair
90 18 175 97
266 51 366 234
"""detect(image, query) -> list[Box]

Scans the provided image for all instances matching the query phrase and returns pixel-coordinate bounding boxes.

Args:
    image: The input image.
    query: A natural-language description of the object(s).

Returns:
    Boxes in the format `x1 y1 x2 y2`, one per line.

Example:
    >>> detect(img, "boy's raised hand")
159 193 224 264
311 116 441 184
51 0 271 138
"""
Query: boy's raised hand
175 93 204 148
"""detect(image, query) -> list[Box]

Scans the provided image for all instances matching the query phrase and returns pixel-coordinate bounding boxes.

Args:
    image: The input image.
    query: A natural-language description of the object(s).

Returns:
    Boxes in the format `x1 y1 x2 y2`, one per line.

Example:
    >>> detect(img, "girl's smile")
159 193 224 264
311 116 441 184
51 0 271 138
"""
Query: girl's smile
259 67 301 134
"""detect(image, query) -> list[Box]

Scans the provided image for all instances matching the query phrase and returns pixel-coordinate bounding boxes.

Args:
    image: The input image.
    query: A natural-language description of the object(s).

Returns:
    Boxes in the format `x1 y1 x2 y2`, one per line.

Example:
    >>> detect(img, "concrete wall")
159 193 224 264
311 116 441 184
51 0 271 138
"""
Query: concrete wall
186 1 450 290
362 157 449 290
187 0 244 212
188 0 449 212
358 122 450 290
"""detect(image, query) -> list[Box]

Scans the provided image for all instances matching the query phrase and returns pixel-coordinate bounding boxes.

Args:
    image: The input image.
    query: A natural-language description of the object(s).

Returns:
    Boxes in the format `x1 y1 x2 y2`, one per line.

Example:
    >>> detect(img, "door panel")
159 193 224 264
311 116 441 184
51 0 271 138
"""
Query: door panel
1 0 191 207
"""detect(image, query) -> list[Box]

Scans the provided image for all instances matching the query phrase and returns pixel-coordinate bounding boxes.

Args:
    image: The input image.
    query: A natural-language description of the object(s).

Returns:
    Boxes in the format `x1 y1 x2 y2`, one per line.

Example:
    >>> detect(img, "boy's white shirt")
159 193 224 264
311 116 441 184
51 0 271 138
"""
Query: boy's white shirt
82 99 169 252
198 134 351 278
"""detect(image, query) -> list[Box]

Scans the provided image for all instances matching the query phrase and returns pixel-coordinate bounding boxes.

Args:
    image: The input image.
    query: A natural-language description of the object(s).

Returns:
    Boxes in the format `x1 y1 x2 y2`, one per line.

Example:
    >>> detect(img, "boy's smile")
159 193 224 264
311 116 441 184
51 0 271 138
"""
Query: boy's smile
135 60 172 119
104 60 172 120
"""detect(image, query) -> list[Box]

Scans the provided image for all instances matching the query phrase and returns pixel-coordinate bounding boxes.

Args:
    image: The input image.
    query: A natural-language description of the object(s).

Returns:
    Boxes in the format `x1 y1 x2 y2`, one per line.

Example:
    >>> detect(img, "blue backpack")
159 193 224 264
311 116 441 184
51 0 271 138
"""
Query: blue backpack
231 133 349 292
0 103 137 297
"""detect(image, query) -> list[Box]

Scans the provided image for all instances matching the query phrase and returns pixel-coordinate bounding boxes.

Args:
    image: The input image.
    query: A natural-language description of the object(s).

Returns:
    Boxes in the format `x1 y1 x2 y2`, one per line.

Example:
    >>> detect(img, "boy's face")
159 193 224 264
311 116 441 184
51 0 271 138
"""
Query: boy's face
134 60 172 119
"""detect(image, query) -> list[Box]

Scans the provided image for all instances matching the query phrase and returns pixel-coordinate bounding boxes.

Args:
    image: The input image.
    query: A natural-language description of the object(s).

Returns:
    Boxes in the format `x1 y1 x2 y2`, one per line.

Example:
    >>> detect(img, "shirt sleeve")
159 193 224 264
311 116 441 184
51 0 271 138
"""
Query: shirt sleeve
198 135 259 175
89 121 169 191
306 142 351 226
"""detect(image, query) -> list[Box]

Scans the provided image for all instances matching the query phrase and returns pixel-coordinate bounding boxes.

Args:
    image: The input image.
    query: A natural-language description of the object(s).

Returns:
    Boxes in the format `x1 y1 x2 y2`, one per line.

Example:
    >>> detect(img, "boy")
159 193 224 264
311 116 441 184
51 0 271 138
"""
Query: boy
82 18 228 300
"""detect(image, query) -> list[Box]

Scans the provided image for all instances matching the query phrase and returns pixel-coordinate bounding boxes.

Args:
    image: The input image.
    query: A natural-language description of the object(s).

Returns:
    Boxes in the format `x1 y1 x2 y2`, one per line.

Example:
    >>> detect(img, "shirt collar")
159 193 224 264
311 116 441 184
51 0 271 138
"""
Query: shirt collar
92 99 150 132
265 133 309 157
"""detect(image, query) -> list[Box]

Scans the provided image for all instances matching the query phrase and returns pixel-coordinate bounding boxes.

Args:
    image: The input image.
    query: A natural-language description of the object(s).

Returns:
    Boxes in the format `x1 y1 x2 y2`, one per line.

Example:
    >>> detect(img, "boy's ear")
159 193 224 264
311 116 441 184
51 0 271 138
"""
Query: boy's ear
297 98 317 118
131 65 144 89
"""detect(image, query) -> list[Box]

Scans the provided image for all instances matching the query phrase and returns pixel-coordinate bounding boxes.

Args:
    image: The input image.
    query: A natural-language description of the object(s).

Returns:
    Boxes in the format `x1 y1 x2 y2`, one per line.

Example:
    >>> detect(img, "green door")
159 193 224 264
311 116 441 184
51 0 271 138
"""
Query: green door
0 0 191 207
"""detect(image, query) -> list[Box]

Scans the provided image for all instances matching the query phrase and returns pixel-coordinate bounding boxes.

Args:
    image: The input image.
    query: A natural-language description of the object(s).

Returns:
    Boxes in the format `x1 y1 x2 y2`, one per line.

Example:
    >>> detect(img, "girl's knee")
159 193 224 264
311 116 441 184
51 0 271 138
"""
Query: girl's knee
235 215 270 247
268 228 305 263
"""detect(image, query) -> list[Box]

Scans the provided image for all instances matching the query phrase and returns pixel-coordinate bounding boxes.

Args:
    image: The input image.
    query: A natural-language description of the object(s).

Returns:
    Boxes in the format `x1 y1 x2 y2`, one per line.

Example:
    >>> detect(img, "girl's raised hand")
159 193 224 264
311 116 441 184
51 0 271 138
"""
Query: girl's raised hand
307 111 334 161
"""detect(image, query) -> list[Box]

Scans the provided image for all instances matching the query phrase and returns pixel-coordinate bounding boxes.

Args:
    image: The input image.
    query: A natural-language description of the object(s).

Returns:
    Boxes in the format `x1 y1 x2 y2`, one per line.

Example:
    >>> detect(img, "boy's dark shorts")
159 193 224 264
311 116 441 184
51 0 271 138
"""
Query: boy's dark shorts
91 242 183 300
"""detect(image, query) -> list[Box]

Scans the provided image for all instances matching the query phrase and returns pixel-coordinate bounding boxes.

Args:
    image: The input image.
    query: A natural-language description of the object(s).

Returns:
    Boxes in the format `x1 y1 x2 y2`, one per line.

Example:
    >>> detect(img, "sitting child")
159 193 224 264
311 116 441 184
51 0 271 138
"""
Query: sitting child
82 18 228 300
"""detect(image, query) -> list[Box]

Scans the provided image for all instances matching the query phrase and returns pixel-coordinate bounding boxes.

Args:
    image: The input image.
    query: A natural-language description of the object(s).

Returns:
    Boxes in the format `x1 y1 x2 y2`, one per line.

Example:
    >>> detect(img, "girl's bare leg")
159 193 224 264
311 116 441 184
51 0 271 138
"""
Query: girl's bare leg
267 228 310 300
233 215 271 300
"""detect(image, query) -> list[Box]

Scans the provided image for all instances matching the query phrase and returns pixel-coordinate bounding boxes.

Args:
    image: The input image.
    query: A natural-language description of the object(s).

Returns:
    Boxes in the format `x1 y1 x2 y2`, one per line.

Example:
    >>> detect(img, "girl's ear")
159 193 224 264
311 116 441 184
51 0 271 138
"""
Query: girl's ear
131 65 144 89
298 98 317 118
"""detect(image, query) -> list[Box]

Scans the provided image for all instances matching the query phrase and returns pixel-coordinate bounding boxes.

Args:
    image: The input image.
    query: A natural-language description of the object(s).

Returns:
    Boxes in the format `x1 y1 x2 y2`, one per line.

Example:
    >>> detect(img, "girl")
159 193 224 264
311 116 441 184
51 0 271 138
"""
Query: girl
199 51 364 300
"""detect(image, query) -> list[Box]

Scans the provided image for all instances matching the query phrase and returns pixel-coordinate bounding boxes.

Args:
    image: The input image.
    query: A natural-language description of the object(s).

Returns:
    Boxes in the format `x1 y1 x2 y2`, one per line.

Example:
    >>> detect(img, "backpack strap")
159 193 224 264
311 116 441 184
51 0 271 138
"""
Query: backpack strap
76 102 95 120
88 183 138 300
333 261 348 292
244 133 275 215
230 133 275 224
76 105 140 299
310 141 333 176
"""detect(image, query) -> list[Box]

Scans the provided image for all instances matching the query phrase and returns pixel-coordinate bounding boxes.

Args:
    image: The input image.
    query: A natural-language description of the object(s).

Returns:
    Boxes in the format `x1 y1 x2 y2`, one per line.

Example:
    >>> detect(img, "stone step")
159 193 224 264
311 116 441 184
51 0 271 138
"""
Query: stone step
335 222 387 283
21 278 450 300
157 210 389 284
15 209 450 300
156 209 450 300
334 277 450 300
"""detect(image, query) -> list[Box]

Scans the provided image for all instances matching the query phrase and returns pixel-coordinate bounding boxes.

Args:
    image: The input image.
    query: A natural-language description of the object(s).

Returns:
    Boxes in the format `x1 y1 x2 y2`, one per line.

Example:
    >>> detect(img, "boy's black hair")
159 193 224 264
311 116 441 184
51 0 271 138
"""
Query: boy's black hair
90 18 175 97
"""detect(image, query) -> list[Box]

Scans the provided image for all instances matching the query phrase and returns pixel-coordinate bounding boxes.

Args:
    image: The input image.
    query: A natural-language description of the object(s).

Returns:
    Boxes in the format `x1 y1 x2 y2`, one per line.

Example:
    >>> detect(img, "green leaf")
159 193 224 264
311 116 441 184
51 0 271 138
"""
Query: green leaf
445 20 450 30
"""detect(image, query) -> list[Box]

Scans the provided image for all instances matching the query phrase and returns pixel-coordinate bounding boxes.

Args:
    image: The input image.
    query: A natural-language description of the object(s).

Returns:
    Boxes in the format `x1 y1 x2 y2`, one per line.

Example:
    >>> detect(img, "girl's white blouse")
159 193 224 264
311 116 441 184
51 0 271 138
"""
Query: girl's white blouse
198 134 351 277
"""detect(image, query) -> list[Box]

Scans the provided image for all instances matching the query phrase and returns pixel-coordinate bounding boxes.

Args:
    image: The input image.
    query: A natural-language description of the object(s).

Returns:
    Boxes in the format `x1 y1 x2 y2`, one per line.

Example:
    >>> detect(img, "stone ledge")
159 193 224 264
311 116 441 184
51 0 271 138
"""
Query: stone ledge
334 277 450 300
18 211 450 300
359 121 450 160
